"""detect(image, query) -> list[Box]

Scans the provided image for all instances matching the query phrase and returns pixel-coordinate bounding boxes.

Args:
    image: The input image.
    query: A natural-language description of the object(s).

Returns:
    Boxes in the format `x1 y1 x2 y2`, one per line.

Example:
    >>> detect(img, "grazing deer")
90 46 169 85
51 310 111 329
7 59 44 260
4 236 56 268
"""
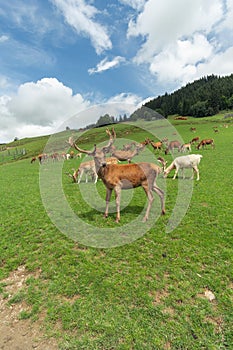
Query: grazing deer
72 160 98 184
157 157 167 171
179 143 191 153
164 154 203 181
197 139 215 150
68 129 165 222
67 157 119 184
165 140 181 155
190 136 200 144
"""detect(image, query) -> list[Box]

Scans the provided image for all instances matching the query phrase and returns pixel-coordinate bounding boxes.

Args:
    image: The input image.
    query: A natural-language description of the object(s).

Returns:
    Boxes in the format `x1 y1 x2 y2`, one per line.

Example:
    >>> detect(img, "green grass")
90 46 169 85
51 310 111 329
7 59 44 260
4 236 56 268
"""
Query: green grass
0 117 233 349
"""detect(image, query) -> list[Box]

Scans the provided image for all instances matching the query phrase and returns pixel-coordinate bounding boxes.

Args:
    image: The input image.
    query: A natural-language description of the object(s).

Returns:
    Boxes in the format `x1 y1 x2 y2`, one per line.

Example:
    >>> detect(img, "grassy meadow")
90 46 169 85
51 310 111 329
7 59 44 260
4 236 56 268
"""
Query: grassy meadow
0 115 233 349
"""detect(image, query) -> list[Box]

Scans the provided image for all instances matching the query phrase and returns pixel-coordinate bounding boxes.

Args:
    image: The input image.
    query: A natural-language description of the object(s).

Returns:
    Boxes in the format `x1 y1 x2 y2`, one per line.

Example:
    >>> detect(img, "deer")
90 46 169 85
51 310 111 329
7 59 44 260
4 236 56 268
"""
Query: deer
165 140 181 155
67 157 119 184
68 128 165 223
122 142 136 151
197 139 215 150
68 160 98 184
110 142 145 163
157 157 167 171
164 154 203 181
179 143 192 153
190 136 200 144
149 140 163 151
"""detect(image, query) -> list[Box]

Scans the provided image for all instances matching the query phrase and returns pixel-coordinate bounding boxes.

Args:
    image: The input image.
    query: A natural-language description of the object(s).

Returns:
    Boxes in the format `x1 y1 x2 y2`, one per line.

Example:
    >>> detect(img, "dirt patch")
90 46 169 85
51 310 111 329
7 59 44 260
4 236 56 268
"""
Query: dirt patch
0 266 58 350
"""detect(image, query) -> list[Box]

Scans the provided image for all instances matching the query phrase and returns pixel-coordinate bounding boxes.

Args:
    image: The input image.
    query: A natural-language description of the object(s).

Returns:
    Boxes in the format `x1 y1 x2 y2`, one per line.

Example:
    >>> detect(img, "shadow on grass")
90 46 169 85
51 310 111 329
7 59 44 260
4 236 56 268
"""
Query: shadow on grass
78 205 145 223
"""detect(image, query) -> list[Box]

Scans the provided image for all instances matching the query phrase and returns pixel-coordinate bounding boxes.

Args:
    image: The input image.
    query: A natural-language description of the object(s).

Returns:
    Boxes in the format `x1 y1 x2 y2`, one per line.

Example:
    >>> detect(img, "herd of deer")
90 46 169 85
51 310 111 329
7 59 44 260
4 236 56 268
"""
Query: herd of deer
29 125 216 222
64 127 213 222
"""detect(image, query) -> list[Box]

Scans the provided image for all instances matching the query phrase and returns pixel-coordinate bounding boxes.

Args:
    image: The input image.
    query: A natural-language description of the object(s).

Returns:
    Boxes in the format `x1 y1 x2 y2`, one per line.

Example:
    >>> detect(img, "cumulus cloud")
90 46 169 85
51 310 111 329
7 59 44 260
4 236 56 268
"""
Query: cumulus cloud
126 0 233 85
150 34 214 84
128 0 223 59
0 78 143 143
0 78 90 142
88 56 126 75
51 0 112 54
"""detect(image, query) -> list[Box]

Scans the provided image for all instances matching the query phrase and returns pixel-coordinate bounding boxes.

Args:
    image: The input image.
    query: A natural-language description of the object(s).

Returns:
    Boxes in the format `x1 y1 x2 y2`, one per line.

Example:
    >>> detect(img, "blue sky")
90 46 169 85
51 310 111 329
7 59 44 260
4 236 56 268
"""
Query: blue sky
0 0 233 142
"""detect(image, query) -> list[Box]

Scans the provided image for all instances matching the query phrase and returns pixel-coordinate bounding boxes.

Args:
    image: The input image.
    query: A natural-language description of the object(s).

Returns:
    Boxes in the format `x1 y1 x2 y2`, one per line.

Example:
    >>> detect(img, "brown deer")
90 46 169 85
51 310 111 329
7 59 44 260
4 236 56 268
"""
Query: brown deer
157 157 167 171
67 157 119 183
110 142 145 163
165 140 181 155
190 136 200 144
68 129 165 222
197 139 215 150
149 140 163 151
179 143 192 153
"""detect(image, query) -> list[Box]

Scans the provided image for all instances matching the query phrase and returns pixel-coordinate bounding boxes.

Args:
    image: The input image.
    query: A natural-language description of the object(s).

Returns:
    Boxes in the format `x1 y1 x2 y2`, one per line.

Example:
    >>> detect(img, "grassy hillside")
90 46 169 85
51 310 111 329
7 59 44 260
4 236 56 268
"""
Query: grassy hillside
0 116 233 349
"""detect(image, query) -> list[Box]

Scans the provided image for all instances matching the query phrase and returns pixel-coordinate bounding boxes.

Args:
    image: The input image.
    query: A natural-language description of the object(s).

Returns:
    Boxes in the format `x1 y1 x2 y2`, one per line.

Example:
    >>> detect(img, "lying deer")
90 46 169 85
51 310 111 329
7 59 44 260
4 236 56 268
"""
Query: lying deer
68 129 165 222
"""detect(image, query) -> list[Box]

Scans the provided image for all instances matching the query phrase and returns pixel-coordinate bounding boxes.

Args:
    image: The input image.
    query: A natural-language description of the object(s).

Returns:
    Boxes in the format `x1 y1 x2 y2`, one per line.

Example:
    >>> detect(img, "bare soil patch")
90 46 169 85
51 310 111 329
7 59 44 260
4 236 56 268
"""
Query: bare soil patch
0 266 58 350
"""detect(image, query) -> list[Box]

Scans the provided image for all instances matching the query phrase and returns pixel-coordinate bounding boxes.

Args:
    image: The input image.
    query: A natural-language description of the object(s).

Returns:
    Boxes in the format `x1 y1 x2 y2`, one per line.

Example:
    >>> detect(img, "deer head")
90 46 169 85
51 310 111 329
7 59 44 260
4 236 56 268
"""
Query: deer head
68 128 116 171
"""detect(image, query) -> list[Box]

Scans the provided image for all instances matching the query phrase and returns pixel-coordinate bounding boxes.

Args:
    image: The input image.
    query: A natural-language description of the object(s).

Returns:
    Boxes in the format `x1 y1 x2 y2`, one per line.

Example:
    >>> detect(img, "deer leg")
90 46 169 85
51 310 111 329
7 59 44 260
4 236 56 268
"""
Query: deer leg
153 184 165 215
77 170 83 184
182 168 185 179
94 173 98 184
142 184 154 222
114 185 121 223
173 167 179 180
193 166 199 181
104 188 112 218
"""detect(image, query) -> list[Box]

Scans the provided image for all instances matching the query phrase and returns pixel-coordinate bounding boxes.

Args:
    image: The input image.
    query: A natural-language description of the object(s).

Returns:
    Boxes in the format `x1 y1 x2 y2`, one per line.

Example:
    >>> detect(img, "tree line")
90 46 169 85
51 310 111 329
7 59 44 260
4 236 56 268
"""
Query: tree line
143 74 233 118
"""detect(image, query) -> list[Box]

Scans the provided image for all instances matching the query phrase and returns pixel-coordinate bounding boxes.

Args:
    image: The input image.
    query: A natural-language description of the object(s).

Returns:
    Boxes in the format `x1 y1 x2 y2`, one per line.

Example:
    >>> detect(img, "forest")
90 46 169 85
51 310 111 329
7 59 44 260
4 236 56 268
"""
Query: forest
83 74 233 128
143 74 233 118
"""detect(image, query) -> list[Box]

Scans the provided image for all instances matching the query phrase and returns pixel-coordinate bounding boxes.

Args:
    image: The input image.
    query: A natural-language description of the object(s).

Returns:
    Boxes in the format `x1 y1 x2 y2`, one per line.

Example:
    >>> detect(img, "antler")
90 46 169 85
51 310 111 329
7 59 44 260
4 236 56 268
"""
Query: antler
67 128 115 156
68 136 93 155
102 128 116 153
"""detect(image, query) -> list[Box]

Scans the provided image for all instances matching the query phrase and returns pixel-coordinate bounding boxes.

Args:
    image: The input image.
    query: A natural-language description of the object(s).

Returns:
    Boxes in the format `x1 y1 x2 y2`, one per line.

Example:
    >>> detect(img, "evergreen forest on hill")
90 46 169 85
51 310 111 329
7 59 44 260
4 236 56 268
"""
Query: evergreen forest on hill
143 74 233 118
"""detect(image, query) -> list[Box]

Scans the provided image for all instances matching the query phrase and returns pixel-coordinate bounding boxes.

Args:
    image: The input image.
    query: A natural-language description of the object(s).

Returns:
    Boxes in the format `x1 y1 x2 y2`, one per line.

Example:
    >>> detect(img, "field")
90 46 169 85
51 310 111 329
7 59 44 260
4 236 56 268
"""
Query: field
0 115 233 349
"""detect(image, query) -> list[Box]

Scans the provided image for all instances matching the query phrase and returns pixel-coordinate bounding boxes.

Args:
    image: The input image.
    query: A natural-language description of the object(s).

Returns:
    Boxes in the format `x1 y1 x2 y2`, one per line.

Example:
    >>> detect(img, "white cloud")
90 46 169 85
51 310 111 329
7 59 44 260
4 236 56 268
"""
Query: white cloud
107 92 143 107
0 78 144 143
150 34 214 84
125 0 233 86
0 78 90 143
88 56 126 74
128 0 223 62
196 46 233 77
118 0 146 11
51 0 112 54
0 35 9 43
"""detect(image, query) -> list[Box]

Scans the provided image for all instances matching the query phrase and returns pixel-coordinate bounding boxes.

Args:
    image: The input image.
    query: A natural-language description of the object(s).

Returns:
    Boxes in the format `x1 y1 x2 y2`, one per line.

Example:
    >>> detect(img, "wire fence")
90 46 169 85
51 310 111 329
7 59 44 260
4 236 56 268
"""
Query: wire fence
0 148 27 163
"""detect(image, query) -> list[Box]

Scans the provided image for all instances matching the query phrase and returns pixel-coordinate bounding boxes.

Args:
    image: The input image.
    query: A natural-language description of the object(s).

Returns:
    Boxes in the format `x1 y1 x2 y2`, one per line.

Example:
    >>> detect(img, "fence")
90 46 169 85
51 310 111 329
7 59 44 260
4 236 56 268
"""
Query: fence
0 148 27 163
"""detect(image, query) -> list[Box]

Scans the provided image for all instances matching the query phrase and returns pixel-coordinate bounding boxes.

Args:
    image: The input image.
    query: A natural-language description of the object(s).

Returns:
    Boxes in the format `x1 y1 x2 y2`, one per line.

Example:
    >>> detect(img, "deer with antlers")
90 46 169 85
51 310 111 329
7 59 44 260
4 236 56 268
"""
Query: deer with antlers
110 142 146 163
68 128 165 222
